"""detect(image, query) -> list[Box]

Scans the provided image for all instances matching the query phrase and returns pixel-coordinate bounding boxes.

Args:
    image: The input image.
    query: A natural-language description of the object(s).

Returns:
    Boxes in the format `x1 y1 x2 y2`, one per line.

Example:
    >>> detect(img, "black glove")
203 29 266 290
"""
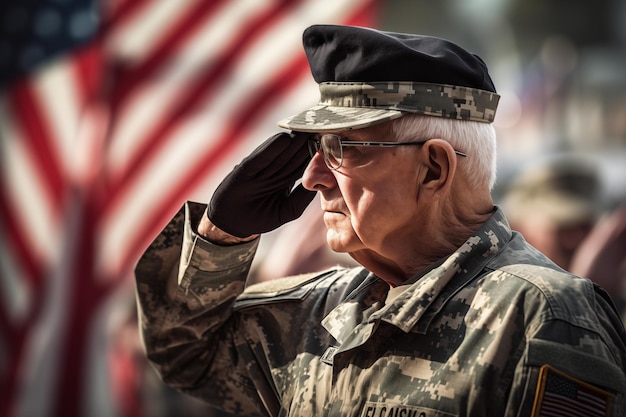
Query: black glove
208 132 316 238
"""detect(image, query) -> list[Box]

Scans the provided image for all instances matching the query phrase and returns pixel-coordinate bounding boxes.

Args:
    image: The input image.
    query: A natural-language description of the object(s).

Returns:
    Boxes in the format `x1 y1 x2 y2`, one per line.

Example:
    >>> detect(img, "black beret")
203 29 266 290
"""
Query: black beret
279 25 500 132
305 24 496 92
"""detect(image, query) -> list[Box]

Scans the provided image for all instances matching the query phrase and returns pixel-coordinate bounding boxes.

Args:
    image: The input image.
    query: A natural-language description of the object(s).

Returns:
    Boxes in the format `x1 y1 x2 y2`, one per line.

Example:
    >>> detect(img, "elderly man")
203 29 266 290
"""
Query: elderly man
135 25 626 417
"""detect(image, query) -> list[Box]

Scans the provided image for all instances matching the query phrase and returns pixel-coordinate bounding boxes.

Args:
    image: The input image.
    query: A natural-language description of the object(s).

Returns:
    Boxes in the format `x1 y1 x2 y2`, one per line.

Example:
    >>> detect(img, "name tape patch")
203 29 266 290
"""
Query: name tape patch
361 402 456 417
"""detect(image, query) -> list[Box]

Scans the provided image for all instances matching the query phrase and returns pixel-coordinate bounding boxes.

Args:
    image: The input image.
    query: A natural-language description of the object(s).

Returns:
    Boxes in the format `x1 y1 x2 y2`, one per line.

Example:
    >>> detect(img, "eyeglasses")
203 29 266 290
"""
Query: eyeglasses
307 134 467 170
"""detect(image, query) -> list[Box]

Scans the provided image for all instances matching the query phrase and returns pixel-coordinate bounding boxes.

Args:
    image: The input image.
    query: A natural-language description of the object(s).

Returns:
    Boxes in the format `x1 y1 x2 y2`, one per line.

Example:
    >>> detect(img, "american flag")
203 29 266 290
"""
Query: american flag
0 1 381 416
533 366 611 417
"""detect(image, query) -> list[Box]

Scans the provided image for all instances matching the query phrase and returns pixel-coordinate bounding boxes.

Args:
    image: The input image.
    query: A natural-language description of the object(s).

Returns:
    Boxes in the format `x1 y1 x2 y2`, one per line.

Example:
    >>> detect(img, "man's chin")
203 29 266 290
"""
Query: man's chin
325 229 360 253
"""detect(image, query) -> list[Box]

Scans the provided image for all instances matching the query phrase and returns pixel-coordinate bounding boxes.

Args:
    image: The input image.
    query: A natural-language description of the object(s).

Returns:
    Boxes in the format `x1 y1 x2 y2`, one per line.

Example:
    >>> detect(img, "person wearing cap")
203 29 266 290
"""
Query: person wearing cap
501 157 603 271
135 25 626 416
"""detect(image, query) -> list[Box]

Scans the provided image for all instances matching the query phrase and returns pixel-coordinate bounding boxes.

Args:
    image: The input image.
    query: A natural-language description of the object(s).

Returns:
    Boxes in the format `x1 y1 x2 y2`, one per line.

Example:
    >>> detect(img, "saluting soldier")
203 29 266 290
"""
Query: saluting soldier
135 24 626 417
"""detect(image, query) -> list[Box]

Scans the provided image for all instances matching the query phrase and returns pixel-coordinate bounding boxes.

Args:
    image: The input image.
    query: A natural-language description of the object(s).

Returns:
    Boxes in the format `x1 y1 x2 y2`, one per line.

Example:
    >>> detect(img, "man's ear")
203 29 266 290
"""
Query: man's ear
418 139 457 199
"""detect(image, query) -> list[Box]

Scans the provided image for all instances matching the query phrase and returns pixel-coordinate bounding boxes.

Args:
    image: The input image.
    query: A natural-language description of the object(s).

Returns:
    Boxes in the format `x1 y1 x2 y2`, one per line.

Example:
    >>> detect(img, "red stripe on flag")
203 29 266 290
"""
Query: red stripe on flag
8 84 66 216
55 196 104 417
70 43 105 107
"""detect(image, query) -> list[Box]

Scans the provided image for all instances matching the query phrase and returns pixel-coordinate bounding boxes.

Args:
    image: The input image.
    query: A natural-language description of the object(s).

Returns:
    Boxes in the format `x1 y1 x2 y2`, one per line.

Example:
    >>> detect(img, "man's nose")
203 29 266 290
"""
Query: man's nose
302 150 335 191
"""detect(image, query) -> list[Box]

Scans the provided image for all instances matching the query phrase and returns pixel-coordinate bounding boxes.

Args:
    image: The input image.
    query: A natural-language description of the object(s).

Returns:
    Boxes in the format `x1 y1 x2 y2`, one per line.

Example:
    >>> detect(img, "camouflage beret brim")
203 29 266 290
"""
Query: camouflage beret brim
278 81 500 132
277 104 404 132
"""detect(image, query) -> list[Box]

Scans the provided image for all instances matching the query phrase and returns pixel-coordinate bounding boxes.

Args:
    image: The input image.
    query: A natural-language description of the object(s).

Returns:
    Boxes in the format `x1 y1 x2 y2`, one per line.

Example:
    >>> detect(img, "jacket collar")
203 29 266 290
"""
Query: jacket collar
322 207 512 342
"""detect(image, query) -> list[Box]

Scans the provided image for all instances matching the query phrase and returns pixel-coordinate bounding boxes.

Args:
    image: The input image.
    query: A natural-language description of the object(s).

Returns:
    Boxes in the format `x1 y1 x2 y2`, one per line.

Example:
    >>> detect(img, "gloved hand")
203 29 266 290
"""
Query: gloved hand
207 132 316 238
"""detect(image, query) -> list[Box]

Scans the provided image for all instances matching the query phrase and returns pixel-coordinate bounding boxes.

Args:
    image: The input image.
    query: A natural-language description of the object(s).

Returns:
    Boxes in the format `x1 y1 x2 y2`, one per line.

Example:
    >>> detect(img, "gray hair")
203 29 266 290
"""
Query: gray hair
390 114 497 191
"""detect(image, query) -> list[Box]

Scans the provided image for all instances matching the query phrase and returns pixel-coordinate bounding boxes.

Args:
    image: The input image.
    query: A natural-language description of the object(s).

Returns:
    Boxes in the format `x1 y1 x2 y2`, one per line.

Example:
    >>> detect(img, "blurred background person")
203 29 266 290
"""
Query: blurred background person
571 202 626 321
501 156 604 271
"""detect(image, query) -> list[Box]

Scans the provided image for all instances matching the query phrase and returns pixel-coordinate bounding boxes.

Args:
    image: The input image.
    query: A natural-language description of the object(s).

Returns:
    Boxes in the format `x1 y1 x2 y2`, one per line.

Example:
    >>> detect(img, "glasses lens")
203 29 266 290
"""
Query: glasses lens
321 134 342 169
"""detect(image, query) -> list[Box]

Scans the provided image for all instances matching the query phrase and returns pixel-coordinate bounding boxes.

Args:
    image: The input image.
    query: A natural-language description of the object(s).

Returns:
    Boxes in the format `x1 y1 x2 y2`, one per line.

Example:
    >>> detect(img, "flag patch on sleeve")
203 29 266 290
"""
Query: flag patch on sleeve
532 365 612 417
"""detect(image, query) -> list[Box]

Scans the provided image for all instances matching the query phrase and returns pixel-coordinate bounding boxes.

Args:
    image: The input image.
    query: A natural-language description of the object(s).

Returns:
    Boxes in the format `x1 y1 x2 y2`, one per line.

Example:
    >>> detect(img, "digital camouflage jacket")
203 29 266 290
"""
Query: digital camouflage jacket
135 202 626 417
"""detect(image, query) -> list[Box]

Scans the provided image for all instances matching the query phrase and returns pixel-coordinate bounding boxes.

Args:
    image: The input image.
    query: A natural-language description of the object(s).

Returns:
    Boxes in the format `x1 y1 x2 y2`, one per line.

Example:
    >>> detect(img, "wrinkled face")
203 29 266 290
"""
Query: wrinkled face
301 123 424 256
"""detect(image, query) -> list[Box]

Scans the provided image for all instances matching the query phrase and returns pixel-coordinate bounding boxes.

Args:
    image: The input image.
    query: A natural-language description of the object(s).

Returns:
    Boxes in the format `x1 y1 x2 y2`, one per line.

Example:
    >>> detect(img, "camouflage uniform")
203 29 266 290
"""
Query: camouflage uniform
135 202 626 417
